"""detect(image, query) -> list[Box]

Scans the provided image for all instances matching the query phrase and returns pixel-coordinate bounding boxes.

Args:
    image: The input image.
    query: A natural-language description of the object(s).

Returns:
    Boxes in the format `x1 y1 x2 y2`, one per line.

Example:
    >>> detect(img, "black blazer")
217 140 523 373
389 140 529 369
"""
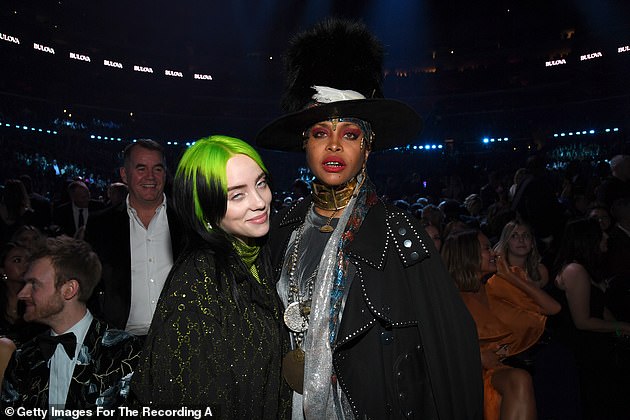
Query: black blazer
0 318 142 410
84 200 183 330
53 200 106 237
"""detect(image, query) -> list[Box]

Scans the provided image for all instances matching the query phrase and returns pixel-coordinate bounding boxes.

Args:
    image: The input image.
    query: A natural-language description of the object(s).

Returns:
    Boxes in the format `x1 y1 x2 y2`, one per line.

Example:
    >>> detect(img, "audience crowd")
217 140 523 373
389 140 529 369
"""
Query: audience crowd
0 127 629 419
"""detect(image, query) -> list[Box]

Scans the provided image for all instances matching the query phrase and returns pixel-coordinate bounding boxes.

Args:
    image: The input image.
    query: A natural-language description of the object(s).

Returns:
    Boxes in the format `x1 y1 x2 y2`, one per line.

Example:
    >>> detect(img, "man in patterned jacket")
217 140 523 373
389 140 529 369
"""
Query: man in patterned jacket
0 236 142 412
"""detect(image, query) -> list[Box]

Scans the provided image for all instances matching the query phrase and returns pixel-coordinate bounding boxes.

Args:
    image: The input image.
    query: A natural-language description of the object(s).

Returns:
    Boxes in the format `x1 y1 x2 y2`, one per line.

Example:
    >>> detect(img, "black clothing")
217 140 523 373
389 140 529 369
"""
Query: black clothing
269 197 483 419
131 248 291 419
84 201 183 329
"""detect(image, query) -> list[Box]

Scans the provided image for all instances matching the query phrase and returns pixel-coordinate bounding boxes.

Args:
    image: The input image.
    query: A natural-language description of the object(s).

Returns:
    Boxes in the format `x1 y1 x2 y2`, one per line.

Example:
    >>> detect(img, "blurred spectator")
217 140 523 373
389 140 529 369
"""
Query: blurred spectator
420 204 445 234
441 173 465 201
559 184 589 219
484 208 517 245
587 202 612 233
290 178 310 200
511 154 565 249
463 193 484 227
443 219 470 239
0 179 35 244
9 225 47 251
53 180 105 239
439 199 466 224
410 201 424 219
603 198 630 321
0 242 28 337
551 218 630 419
479 171 503 210
18 174 52 231
393 199 410 212
596 155 630 208
508 168 529 202
105 182 128 208
423 223 442 252
0 241 45 346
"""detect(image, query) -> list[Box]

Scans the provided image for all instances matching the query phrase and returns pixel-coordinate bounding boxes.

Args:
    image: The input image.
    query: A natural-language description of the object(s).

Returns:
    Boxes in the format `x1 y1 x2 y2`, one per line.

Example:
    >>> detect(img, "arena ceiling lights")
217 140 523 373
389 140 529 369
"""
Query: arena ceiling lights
545 44 630 67
0 31 214 82
4 28 629 82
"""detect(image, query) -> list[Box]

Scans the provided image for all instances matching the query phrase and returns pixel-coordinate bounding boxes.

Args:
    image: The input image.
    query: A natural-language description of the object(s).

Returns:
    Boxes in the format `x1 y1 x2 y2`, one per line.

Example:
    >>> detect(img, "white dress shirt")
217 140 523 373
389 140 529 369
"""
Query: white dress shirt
125 194 173 335
72 203 88 231
49 310 93 408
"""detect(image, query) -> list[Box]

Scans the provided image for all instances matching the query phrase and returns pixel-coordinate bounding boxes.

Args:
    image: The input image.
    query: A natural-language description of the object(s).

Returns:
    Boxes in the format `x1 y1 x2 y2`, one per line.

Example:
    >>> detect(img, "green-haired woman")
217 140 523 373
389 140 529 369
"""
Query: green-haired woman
131 135 290 418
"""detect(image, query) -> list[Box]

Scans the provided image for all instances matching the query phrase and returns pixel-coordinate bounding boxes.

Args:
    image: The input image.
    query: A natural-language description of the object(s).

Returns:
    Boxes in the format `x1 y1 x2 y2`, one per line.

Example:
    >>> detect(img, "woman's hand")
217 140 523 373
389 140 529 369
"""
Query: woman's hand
495 254 526 287
481 347 504 370
495 253 511 277
495 254 561 315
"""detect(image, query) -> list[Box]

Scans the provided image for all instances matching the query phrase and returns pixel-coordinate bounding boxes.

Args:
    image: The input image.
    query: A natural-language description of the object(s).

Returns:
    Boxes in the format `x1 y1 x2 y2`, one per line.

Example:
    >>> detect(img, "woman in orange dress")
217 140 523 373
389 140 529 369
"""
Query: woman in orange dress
488 220 560 351
442 229 559 420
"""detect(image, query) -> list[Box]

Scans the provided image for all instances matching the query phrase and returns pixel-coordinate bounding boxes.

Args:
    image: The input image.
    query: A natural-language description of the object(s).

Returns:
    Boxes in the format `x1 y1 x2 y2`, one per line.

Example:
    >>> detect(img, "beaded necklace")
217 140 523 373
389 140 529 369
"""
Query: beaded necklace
284 221 320 348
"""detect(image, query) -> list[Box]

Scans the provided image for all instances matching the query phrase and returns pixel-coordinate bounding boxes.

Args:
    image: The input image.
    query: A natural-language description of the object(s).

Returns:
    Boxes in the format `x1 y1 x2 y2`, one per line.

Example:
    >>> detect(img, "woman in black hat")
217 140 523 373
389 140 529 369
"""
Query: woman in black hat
257 19 482 419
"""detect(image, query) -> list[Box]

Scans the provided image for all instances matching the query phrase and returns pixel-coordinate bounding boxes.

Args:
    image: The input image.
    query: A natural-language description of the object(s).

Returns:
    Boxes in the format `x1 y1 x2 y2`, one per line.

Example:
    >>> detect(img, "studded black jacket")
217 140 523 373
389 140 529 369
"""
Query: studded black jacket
269 196 483 419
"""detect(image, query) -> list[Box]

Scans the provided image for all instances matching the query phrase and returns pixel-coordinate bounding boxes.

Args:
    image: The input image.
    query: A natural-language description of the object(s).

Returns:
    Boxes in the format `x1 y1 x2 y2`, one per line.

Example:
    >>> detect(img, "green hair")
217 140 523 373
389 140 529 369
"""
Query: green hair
172 135 272 307
174 135 269 235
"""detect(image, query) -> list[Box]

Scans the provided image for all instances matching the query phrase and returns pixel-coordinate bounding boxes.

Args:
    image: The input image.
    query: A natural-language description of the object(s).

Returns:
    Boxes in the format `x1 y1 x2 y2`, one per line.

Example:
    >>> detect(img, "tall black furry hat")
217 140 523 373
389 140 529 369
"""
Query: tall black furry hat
281 18 385 112
256 18 422 152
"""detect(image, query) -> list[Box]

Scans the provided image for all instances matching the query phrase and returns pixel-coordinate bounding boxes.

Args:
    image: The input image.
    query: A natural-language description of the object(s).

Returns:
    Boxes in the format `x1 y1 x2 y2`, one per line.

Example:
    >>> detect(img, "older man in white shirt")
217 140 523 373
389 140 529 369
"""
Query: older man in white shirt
85 139 183 336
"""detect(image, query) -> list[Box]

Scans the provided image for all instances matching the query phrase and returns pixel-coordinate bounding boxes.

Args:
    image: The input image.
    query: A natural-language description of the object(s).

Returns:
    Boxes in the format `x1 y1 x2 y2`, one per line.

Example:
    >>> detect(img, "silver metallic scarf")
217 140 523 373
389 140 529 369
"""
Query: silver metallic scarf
302 171 374 419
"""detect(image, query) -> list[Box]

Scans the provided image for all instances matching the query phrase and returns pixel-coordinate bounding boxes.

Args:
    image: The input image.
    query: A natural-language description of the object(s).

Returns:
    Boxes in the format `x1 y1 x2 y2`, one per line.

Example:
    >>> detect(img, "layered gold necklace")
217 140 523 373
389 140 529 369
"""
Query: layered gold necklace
311 175 365 232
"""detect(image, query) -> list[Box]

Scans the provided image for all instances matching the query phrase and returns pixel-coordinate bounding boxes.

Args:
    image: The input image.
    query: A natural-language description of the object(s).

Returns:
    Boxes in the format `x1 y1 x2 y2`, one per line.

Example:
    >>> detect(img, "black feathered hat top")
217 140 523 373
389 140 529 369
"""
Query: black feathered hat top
256 18 422 152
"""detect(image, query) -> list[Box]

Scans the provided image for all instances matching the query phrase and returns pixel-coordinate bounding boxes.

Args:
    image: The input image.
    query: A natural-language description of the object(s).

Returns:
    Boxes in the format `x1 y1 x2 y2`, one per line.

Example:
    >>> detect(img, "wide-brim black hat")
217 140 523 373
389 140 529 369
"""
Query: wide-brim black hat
255 18 422 152
256 97 422 152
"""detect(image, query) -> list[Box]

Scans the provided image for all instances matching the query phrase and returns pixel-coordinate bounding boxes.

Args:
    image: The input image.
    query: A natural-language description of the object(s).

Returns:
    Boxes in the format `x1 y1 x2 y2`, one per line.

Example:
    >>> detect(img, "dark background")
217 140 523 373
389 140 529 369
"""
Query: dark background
1 0 629 190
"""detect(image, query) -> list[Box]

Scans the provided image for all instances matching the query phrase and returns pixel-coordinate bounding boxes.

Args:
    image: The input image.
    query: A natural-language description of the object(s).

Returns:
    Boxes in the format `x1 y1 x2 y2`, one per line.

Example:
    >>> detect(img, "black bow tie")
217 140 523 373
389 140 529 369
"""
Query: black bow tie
37 332 77 360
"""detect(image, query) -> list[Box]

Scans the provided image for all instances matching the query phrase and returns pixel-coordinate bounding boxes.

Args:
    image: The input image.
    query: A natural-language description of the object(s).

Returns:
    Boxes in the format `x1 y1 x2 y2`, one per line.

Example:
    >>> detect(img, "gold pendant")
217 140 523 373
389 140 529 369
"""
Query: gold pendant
282 348 305 394
319 224 334 233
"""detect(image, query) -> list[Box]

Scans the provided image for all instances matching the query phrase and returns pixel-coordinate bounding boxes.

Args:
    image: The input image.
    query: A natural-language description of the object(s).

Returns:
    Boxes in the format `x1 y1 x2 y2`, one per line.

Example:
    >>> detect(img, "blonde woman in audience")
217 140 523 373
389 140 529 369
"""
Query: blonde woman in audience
493 219 550 288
